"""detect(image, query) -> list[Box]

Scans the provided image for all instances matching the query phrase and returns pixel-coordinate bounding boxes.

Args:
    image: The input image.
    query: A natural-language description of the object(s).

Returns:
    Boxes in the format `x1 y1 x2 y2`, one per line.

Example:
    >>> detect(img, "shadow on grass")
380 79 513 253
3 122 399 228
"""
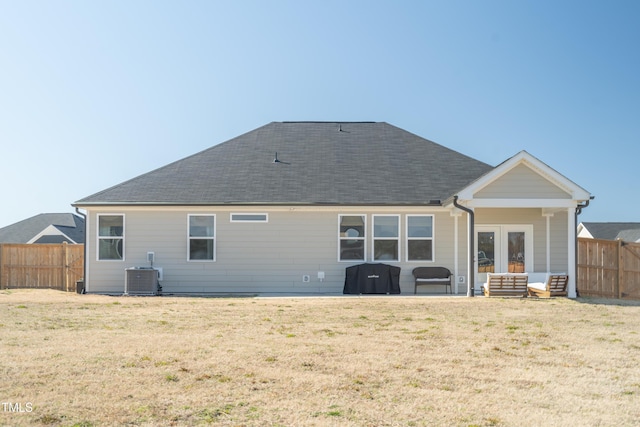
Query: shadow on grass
575 296 640 307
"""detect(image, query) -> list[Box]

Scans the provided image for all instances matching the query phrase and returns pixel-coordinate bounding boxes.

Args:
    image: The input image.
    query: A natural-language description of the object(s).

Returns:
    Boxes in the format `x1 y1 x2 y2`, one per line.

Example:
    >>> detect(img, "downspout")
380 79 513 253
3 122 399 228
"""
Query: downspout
453 196 475 297
574 196 594 297
75 207 87 294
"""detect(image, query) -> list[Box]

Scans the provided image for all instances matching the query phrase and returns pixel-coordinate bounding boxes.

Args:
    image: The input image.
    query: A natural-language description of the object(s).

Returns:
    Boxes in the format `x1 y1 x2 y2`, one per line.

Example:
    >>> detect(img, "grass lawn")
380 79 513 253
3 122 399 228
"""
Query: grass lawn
1 289 639 426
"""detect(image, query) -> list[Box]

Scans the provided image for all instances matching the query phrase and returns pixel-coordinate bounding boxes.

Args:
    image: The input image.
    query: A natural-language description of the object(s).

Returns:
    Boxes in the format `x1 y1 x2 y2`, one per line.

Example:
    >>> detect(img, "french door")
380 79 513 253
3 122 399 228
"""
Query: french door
476 225 533 289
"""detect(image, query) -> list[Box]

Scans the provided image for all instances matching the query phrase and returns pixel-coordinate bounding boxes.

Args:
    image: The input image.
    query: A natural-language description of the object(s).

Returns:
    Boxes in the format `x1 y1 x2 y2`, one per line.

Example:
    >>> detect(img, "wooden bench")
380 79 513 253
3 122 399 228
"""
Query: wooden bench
483 273 528 297
527 274 568 298
412 267 452 294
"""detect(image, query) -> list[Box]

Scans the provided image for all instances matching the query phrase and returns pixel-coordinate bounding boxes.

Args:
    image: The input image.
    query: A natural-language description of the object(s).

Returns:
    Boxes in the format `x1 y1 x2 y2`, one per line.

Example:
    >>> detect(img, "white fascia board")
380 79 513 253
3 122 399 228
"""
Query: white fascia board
465 198 579 208
457 151 591 201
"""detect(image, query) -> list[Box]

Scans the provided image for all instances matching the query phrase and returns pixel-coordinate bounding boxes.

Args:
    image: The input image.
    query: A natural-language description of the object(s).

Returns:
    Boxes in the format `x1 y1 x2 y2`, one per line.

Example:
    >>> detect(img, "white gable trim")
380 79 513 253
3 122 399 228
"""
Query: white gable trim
456 151 591 202
577 223 594 239
27 225 77 244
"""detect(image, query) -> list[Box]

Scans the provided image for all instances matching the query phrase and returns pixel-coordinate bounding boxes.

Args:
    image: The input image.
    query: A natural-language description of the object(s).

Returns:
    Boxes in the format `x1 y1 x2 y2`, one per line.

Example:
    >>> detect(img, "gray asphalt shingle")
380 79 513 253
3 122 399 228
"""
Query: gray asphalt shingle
75 122 494 206
0 213 85 244
581 222 640 240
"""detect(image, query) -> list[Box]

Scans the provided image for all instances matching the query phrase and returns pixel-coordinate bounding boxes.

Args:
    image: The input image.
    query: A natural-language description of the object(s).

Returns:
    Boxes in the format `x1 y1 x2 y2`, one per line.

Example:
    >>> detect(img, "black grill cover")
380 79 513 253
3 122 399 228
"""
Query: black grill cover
343 263 401 294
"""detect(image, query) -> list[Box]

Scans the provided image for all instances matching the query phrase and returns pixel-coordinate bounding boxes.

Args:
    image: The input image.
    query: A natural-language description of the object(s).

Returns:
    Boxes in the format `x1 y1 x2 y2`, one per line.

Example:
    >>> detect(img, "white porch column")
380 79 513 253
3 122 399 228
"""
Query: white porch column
543 212 553 273
567 207 577 298
465 210 473 297
454 214 459 294
451 211 462 294
451 209 475 295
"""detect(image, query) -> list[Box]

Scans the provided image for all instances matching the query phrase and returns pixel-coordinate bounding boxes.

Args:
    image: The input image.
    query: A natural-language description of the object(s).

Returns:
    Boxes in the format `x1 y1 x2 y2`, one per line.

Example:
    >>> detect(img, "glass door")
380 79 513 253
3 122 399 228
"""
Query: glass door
476 225 532 290
507 231 526 273
476 226 500 290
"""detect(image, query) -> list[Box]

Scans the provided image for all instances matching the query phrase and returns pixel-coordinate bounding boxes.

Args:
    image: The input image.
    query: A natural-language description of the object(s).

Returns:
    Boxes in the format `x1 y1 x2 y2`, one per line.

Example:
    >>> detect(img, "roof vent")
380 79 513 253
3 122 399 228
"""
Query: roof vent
273 152 290 165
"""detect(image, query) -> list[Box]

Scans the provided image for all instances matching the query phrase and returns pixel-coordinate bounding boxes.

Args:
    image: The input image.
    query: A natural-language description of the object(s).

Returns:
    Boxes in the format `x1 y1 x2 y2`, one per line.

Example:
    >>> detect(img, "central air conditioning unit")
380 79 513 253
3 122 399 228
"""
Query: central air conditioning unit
125 267 159 295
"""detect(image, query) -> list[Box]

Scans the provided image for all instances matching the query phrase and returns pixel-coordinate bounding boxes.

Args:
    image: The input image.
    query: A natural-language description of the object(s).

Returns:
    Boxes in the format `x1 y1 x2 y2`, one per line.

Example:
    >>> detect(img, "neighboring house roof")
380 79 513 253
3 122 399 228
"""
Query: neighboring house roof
0 213 85 244
615 229 640 243
579 222 640 241
74 122 495 206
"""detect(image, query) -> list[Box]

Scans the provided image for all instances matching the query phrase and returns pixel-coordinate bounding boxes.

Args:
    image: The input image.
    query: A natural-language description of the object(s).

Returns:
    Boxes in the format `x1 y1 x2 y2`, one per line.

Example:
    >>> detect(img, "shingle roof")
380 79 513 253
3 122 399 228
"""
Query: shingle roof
615 229 640 243
581 222 640 241
74 122 494 206
0 213 85 244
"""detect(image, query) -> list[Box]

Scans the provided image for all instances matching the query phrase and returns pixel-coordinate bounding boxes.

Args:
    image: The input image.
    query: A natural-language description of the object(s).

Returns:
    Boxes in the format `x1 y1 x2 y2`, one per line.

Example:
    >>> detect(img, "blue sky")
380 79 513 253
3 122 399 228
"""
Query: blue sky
1 0 638 227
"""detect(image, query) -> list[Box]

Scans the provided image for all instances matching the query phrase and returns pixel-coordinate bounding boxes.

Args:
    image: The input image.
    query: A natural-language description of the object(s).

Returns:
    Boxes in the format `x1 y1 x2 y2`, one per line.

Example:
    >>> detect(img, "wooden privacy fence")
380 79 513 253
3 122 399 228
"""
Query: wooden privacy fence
3 239 640 298
0 243 84 292
578 238 640 300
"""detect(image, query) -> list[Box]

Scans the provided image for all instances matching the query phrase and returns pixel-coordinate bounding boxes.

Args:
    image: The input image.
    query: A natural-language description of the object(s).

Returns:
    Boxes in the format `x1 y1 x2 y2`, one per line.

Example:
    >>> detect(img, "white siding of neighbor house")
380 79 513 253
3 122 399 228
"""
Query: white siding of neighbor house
475 164 571 199
84 206 465 295
475 208 569 273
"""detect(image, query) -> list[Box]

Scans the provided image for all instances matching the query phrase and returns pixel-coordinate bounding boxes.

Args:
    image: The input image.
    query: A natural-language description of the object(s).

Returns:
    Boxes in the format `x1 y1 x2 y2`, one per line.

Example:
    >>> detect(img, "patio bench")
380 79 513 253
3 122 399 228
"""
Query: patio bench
412 267 452 294
527 273 569 298
483 273 528 297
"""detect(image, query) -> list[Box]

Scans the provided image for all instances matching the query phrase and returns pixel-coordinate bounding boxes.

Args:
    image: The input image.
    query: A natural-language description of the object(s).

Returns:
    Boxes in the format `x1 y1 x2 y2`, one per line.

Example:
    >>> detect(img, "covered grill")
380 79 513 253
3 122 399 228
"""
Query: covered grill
343 263 401 294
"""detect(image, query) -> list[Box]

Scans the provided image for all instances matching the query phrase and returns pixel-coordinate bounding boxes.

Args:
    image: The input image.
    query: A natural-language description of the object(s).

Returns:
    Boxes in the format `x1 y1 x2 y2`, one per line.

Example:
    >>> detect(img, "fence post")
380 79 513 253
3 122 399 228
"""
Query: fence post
617 239 624 299
63 242 70 292
0 244 3 290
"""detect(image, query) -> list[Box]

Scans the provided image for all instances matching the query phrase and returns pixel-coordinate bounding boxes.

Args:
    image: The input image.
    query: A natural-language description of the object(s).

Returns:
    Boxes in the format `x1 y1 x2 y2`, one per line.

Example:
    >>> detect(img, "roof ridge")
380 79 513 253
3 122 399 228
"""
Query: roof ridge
280 121 378 124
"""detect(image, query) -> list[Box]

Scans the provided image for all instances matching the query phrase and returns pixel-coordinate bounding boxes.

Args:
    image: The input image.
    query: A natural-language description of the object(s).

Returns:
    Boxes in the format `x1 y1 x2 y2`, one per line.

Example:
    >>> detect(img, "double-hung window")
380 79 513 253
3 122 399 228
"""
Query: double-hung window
98 214 124 260
339 215 366 261
373 215 400 261
407 215 434 261
188 215 216 261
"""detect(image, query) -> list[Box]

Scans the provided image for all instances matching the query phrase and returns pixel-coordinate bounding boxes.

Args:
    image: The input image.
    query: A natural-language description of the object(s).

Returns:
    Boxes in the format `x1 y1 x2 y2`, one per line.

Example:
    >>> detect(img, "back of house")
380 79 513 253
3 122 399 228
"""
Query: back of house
73 122 591 296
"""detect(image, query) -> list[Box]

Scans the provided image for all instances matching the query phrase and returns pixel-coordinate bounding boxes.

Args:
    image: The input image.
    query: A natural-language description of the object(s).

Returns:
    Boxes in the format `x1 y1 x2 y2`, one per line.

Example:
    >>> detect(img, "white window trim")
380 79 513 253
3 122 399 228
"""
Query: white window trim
338 214 367 262
96 213 125 262
187 214 216 262
406 214 435 262
372 214 400 262
230 213 268 223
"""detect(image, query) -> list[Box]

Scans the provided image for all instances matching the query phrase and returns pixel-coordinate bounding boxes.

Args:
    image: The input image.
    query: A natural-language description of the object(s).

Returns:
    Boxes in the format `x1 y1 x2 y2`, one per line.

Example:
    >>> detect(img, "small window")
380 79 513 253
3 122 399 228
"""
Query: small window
339 215 366 261
98 214 124 260
188 215 215 261
407 215 434 261
373 215 399 261
230 213 268 222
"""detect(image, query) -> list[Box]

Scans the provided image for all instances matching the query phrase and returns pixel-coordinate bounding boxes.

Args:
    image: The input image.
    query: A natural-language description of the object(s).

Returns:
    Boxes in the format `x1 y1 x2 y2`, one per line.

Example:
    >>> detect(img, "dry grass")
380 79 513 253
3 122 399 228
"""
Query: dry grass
1 290 640 426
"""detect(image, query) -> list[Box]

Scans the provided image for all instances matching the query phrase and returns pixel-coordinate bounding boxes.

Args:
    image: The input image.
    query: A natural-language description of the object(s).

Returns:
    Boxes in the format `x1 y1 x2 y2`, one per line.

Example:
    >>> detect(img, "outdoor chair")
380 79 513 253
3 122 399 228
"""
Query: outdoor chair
483 273 528 297
527 274 569 298
412 267 452 294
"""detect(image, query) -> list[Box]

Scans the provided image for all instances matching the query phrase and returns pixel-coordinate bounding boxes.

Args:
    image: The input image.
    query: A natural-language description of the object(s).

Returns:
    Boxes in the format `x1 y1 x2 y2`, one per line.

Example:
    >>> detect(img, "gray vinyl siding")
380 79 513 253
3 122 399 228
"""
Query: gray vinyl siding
549 210 569 272
475 164 571 199
84 207 461 295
